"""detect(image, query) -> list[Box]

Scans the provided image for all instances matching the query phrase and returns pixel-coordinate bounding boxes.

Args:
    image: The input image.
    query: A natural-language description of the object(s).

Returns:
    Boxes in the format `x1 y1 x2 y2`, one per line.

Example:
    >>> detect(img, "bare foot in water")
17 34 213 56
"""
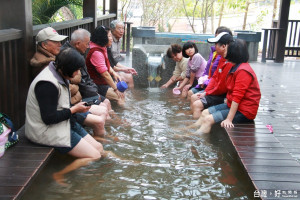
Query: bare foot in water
52 172 68 187
93 136 112 144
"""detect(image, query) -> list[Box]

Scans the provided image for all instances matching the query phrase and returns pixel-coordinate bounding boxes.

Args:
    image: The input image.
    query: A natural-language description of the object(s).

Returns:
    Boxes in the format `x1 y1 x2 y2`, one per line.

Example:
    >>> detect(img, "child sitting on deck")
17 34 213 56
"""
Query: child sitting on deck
173 42 207 98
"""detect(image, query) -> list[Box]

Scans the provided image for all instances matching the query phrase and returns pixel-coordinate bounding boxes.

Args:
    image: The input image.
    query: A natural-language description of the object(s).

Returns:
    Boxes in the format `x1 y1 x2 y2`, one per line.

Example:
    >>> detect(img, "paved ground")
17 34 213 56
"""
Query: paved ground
251 60 300 162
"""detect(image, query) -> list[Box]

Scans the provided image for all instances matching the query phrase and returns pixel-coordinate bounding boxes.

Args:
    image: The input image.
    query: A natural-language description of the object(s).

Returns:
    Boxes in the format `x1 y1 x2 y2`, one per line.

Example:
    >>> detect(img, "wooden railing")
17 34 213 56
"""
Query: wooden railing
0 14 116 128
0 29 24 127
261 28 282 62
285 20 300 57
261 20 300 62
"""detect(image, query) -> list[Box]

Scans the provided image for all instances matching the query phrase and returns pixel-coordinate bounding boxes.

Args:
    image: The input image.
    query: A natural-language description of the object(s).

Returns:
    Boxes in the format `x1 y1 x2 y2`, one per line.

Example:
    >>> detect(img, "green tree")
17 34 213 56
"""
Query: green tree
140 0 181 32
182 0 214 33
182 0 200 33
32 0 83 25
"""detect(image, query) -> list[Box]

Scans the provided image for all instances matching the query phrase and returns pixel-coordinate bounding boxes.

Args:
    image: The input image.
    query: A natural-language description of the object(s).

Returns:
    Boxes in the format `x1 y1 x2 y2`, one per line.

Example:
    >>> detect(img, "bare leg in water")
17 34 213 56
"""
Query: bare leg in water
196 109 215 134
52 134 103 186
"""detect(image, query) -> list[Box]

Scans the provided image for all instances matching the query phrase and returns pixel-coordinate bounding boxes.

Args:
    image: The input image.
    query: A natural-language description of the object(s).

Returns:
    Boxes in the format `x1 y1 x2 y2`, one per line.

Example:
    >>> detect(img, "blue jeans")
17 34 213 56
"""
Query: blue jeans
208 103 252 123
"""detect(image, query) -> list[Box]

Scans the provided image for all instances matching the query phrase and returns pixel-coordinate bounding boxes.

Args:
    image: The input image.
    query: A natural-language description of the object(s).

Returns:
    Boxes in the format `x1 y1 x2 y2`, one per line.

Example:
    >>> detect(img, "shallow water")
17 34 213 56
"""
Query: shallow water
22 88 254 200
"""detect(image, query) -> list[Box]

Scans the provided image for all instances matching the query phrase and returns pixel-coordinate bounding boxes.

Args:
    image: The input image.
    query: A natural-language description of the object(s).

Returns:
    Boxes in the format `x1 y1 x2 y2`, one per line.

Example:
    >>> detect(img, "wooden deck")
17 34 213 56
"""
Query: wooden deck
0 126 54 200
224 121 300 199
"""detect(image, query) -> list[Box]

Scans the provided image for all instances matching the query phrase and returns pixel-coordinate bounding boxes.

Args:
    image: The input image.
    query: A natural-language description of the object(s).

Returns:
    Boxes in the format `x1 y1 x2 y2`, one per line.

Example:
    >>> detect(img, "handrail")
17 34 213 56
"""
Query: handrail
0 28 22 42
97 13 116 21
33 17 94 35
261 28 282 62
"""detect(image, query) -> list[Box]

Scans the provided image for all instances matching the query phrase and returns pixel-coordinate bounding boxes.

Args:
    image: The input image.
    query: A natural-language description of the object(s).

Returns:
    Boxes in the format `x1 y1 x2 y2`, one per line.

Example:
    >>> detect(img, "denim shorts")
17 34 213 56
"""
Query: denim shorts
191 87 204 94
55 122 88 154
201 94 226 109
75 111 90 126
208 103 252 123
97 84 110 97
82 94 106 103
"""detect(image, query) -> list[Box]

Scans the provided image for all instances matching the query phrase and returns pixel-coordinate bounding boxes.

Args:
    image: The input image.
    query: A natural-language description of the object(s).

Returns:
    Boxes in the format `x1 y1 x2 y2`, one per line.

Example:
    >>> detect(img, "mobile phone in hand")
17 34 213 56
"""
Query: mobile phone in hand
84 99 100 106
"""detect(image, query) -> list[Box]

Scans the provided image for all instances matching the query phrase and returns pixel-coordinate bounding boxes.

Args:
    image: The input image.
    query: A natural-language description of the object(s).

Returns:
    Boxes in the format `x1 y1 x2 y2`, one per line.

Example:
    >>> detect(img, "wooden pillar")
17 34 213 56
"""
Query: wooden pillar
109 0 118 17
103 0 106 15
83 0 97 30
0 0 33 127
275 0 290 63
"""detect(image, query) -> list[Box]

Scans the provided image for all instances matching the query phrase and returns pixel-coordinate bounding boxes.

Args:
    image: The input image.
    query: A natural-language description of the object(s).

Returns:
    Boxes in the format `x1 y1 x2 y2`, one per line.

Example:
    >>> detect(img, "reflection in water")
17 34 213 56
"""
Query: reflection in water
22 88 254 200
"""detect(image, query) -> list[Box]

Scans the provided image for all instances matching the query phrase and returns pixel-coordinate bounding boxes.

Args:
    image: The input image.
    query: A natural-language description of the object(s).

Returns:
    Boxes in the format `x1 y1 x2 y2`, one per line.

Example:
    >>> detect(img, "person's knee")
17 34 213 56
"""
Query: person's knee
85 114 105 128
99 105 108 115
95 116 105 127
203 114 214 125
191 93 197 102
188 90 194 98
202 109 210 116
95 142 103 154
103 99 111 107
91 150 101 160
193 100 204 111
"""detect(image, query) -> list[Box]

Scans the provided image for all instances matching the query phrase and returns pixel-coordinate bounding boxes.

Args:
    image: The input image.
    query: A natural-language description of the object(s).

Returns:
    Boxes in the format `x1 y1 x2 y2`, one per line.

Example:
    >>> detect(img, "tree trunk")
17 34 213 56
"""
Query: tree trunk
182 0 196 33
272 0 278 26
218 0 225 27
242 1 250 30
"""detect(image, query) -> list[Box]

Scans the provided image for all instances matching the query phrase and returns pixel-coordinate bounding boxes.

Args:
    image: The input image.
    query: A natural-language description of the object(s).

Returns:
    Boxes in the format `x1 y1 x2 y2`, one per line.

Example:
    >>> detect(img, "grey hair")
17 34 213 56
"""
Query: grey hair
71 28 91 42
110 20 124 30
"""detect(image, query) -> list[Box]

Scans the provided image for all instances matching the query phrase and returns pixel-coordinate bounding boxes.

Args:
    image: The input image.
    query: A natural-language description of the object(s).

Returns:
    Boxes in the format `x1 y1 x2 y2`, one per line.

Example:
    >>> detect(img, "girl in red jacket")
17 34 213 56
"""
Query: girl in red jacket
197 39 261 134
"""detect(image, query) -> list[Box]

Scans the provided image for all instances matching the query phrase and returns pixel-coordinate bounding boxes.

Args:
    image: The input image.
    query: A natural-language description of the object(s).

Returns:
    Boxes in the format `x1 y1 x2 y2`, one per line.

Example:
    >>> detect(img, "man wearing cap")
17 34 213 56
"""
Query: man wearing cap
190 32 234 120
30 27 67 79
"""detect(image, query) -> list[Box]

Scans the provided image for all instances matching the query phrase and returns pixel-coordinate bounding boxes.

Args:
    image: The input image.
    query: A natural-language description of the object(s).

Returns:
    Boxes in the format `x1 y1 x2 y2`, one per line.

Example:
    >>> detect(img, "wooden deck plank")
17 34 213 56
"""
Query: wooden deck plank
0 167 38 177
230 136 280 143
0 176 29 187
226 128 272 134
1 152 51 160
0 186 22 197
223 121 300 199
253 180 300 190
235 146 289 154
238 152 293 160
232 141 283 148
244 165 300 174
249 172 300 182
276 137 300 142
227 131 272 137
0 126 54 200
241 158 300 167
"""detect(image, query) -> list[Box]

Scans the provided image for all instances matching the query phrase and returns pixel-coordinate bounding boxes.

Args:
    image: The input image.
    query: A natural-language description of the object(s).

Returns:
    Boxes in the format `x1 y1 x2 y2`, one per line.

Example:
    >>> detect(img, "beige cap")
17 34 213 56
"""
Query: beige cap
36 27 68 43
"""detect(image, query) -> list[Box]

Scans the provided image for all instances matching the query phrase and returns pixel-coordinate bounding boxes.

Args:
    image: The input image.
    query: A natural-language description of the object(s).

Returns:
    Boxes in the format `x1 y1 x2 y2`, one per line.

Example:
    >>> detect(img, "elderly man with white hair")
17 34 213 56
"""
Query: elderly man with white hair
109 20 138 88
61 28 114 138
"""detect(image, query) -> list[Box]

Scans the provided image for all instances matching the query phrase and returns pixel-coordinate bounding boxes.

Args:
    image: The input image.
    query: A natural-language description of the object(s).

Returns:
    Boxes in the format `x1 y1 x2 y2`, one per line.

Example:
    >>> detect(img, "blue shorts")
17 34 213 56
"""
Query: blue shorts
97 84 110 97
55 122 88 154
208 103 252 123
191 87 204 94
82 94 106 103
75 111 90 126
